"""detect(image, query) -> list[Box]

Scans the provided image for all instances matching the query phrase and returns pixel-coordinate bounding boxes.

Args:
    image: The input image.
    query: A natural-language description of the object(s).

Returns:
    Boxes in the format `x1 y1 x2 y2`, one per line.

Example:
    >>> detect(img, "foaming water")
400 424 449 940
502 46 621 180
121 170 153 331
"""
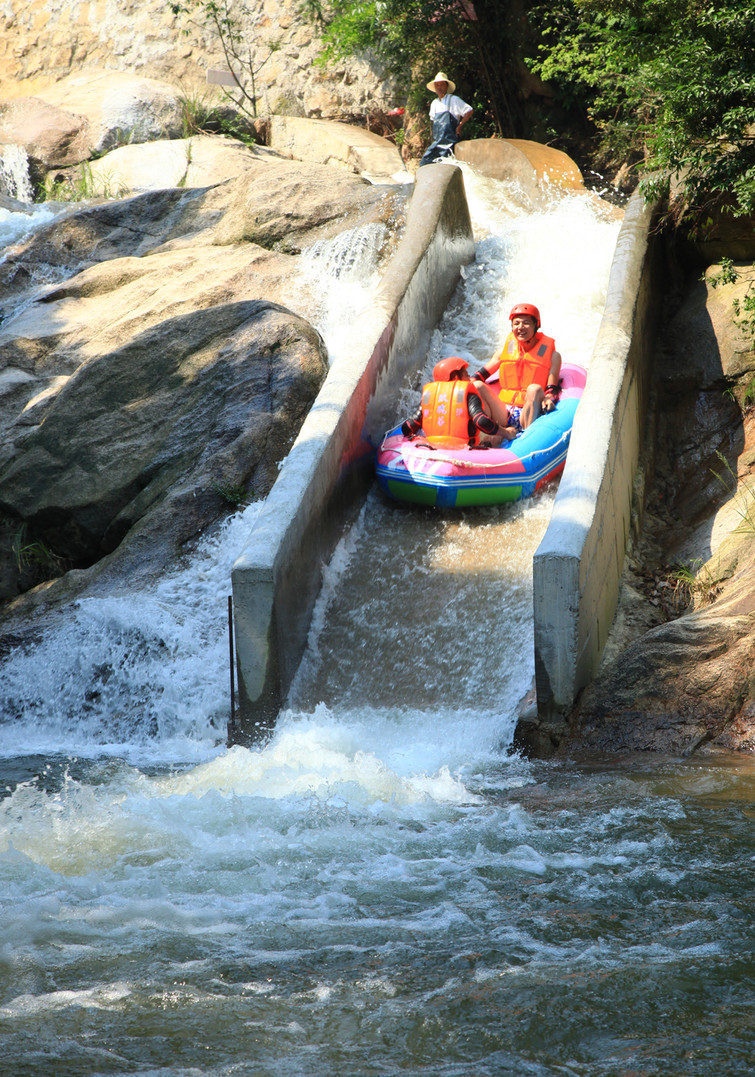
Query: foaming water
1 748 752 1076
0 172 617 764
290 166 620 728
285 220 398 367
0 145 35 204
288 488 553 721
0 201 63 254
1 175 751 1077
0 504 266 762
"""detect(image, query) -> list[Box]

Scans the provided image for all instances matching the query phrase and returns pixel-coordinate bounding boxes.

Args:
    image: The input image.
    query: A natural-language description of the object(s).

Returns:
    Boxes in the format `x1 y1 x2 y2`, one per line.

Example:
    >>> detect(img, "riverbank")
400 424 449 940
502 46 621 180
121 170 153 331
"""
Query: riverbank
563 249 755 755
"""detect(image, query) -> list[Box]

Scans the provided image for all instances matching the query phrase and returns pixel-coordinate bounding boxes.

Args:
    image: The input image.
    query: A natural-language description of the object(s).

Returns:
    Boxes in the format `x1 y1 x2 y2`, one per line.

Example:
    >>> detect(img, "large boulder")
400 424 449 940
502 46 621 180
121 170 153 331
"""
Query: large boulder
569 510 755 754
0 71 187 193
0 156 400 310
0 96 91 170
0 145 404 615
652 264 755 538
34 70 185 155
269 116 411 185
455 138 585 193
66 136 282 197
0 299 328 600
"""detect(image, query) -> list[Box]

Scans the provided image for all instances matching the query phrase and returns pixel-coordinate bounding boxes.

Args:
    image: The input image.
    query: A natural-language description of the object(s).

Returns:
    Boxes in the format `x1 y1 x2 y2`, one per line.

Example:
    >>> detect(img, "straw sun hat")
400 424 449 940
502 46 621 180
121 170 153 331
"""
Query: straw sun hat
427 70 456 93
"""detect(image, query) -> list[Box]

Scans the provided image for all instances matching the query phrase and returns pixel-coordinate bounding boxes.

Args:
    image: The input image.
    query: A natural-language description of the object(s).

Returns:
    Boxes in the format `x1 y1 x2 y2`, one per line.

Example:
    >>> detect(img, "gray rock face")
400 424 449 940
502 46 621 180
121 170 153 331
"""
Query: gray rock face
0 147 400 615
0 156 392 308
567 263 755 755
0 299 327 565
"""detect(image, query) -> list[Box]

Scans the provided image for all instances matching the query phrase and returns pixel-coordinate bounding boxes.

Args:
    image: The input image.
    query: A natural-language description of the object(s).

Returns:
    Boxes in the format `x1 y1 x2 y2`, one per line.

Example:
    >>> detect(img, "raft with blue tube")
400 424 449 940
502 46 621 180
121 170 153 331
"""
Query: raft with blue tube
376 363 586 507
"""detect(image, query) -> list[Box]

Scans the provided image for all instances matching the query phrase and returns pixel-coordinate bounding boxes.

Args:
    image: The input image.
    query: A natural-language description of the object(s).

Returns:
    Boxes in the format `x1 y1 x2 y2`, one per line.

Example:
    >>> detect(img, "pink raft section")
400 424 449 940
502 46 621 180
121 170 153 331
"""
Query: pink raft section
376 364 587 507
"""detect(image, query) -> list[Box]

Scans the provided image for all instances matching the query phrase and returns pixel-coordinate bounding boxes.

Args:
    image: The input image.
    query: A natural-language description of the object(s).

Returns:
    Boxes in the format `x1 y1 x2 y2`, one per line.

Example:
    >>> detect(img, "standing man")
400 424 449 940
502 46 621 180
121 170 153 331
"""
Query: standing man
419 71 473 167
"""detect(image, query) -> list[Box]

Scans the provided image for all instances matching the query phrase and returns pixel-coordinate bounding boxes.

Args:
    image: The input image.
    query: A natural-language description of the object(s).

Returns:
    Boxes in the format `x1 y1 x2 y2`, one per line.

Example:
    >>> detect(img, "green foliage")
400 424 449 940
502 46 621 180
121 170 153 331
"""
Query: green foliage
42 161 127 203
172 0 754 224
527 0 755 225
12 526 65 578
709 258 755 368
745 377 755 410
711 450 755 534
178 89 257 144
307 1 382 63
299 1 532 137
179 88 221 137
211 479 251 508
669 557 728 610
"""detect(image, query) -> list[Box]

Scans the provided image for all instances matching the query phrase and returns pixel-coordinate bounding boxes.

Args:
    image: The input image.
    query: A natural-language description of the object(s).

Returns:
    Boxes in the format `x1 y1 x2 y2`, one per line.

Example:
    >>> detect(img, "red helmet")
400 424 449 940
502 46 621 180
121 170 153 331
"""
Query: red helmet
433 356 469 381
509 303 541 328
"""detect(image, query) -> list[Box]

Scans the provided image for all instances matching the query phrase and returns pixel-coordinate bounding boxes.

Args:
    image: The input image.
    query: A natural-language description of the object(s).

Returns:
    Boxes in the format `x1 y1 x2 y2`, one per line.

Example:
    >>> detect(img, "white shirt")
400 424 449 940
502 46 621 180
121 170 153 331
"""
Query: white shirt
429 93 472 122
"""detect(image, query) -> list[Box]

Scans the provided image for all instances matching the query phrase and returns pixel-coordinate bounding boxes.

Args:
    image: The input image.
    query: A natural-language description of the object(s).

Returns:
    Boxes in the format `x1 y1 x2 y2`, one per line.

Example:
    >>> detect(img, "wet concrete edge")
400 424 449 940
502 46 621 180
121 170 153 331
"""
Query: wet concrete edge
526 189 664 755
230 164 475 742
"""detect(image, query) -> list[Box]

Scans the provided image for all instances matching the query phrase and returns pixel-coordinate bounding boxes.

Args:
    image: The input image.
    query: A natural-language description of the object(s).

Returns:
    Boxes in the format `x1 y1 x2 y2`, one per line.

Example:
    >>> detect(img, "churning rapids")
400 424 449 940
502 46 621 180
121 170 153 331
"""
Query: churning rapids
1 170 753 1077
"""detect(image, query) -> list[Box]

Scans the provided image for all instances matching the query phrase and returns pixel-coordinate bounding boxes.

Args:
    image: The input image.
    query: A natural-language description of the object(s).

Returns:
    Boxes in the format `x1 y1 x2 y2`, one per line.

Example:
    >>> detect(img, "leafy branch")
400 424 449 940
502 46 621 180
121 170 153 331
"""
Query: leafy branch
526 0 755 226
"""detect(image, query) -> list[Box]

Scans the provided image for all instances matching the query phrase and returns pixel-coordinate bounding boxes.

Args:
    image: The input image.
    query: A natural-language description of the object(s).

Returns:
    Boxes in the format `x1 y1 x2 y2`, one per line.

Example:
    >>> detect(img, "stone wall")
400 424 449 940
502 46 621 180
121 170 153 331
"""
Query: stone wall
0 0 397 117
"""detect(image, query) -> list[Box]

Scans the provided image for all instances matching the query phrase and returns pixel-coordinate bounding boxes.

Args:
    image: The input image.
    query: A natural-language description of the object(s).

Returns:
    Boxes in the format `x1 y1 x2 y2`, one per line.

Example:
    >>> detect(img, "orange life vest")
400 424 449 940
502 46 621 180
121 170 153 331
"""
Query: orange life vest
421 379 478 447
489 332 556 407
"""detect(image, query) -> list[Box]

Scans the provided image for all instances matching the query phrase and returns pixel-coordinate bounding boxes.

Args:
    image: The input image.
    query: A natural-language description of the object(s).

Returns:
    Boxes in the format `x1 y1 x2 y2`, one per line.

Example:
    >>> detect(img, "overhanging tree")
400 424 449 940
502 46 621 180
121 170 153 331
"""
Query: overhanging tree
526 0 755 225
301 1 533 137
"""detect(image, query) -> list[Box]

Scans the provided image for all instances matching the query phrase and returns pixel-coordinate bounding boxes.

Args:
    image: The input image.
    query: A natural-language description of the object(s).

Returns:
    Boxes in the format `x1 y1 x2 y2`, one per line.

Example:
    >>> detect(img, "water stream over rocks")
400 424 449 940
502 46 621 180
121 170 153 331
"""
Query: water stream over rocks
0 168 752 1077
0 145 35 204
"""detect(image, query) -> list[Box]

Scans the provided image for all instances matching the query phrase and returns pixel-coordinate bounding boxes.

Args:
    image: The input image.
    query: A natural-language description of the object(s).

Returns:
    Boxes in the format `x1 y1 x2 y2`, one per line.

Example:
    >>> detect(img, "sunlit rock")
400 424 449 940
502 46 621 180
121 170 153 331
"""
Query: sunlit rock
0 153 403 612
34 70 184 155
0 96 91 171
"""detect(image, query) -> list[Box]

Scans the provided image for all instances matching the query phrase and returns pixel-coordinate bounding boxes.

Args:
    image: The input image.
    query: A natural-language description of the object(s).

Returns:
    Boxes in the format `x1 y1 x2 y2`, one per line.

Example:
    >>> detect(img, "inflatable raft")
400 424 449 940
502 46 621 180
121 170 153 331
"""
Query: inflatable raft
376 363 586 507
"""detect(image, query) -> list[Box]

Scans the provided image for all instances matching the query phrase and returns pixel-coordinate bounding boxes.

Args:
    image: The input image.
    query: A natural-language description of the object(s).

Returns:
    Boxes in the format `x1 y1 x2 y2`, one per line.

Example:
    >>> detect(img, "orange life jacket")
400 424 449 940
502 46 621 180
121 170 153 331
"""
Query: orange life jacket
489 332 556 407
421 379 478 447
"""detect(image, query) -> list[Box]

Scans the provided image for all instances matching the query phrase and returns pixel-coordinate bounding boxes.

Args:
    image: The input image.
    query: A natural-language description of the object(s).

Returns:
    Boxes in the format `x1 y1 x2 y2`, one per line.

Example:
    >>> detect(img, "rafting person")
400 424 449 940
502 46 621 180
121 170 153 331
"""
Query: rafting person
419 71 473 167
401 356 518 447
472 303 563 431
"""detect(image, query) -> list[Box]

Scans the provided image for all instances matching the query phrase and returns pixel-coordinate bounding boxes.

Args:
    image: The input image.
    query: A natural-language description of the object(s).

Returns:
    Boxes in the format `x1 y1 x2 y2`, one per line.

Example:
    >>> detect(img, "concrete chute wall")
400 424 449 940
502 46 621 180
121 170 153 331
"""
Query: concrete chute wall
231 164 475 741
528 190 662 753
230 145 662 752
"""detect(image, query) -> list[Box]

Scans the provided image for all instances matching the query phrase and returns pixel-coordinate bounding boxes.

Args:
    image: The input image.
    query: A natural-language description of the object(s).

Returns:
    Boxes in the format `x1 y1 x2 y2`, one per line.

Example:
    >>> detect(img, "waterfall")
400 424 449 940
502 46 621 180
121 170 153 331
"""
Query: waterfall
0 144 35 204
0 219 394 762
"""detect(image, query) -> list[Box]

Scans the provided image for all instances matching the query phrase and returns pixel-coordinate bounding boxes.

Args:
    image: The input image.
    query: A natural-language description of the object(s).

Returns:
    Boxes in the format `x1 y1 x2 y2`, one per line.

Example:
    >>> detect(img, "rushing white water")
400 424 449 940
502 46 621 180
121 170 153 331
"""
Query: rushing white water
0 200 63 254
2 170 750 1077
293 221 393 366
0 165 620 762
0 211 399 765
289 164 621 724
0 144 35 204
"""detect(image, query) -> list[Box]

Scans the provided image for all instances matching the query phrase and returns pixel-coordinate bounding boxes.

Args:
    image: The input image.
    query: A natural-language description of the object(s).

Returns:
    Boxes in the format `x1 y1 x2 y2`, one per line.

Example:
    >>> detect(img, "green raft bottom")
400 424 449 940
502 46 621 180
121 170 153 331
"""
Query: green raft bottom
384 477 524 507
